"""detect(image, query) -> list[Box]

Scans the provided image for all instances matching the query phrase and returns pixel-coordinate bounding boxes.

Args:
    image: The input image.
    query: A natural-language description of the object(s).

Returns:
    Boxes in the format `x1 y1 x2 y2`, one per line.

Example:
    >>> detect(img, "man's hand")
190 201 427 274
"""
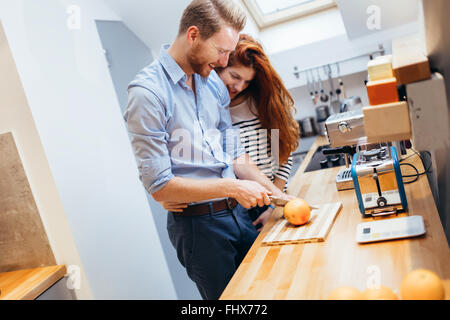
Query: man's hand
160 200 189 212
252 193 295 232
233 154 294 204
229 179 272 209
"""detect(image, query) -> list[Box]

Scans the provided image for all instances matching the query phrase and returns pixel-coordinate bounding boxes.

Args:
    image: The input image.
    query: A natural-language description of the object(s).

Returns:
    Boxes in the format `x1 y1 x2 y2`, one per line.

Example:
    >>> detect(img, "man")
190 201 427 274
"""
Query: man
124 0 291 300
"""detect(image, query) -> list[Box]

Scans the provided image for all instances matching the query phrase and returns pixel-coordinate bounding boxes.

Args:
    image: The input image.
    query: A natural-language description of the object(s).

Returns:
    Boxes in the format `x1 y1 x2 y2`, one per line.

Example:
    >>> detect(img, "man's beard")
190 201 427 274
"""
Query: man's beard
187 45 212 78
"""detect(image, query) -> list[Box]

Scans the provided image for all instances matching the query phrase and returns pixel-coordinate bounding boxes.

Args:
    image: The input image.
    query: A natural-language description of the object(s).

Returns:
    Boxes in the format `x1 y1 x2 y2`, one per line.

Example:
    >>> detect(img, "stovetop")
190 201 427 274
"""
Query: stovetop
304 145 348 173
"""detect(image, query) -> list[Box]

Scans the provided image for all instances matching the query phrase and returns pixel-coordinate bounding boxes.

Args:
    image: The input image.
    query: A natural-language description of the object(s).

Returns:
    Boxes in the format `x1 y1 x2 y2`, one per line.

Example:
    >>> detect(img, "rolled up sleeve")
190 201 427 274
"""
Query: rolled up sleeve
124 86 174 194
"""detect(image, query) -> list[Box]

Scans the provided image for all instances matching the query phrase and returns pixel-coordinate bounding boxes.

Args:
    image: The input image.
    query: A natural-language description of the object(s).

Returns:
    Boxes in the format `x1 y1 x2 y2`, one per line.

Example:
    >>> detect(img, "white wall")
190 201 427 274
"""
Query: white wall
0 20 92 300
0 0 176 299
267 21 419 90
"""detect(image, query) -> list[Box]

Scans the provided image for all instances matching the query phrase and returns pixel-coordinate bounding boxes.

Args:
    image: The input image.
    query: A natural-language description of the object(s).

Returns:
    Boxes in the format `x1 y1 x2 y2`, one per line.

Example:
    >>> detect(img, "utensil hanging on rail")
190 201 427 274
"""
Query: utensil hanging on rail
325 65 335 102
310 69 319 105
327 64 341 114
317 68 329 104
336 62 346 100
306 69 315 105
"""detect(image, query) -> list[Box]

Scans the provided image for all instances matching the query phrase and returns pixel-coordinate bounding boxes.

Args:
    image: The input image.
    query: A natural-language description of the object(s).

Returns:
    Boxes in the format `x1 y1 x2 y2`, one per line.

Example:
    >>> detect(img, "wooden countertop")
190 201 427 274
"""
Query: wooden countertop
221 136 450 299
0 265 66 300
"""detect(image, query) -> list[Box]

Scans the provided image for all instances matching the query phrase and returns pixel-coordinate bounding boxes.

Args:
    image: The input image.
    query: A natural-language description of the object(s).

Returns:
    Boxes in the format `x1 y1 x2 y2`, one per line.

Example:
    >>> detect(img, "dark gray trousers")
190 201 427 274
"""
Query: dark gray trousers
167 203 259 300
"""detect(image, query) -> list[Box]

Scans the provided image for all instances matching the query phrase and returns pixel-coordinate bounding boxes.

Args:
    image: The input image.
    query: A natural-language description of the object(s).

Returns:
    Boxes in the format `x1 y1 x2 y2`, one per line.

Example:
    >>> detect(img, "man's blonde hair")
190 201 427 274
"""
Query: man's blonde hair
178 0 246 39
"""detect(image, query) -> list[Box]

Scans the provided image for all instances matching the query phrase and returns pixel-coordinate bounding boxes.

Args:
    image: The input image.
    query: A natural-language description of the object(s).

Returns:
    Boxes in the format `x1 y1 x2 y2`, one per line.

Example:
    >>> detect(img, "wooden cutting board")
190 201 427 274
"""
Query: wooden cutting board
262 202 343 245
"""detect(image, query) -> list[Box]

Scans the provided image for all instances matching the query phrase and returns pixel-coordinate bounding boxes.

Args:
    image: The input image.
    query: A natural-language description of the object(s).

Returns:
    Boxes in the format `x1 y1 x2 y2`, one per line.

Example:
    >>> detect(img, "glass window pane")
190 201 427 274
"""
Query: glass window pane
255 0 315 15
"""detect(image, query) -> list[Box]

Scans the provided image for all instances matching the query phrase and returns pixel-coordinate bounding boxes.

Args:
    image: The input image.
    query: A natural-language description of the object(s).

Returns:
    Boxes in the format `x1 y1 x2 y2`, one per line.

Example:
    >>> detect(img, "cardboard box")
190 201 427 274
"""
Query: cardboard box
363 101 412 143
366 78 399 106
392 38 431 85
368 55 394 81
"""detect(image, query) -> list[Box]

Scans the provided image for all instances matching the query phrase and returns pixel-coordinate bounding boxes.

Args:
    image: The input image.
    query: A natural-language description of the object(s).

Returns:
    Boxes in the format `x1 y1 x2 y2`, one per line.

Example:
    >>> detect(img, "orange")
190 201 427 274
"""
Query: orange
362 285 398 300
400 269 445 300
328 286 363 300
283 198 311 226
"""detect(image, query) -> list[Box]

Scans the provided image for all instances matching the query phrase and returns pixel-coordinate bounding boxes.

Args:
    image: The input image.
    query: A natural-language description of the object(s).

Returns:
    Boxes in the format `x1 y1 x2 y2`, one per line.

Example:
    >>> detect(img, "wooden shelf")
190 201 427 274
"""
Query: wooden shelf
0 265 66 300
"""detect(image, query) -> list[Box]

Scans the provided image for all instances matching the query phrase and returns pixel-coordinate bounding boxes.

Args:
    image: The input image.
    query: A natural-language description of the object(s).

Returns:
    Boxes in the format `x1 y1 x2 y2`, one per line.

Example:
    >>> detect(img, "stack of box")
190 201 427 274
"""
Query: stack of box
362 37 431 144
363 55 407 143
366 55 399 106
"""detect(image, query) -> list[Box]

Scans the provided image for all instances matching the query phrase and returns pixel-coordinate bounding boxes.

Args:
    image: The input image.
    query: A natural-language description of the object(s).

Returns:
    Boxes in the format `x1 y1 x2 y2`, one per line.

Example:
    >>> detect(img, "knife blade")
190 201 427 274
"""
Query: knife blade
269 196 319 210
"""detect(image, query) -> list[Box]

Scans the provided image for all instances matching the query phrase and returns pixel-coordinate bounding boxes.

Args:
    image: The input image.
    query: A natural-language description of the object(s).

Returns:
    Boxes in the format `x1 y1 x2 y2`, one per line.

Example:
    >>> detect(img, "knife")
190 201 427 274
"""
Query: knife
269 196 319 210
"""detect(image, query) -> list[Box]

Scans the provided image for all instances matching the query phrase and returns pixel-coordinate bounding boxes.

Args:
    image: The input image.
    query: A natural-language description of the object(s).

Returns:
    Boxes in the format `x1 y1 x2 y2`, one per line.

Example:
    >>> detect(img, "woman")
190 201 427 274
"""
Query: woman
162 34 299 231
215 34 299 229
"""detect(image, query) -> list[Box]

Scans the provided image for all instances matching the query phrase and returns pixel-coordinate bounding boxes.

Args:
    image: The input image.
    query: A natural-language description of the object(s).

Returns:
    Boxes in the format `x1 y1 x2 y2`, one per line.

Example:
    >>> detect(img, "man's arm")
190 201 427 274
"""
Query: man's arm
126 86 272 209
152 177 230 203
152 176 272 209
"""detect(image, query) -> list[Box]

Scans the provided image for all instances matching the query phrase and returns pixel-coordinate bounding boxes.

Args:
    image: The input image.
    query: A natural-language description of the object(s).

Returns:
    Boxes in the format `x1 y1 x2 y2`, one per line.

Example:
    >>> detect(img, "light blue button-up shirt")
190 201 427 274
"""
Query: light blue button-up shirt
124 45 244 197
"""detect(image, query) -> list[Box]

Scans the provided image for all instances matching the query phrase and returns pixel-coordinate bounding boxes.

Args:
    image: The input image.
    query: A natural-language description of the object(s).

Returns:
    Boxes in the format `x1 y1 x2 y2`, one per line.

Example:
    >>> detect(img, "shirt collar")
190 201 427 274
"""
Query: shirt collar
159 44 186 85
159 44 209 85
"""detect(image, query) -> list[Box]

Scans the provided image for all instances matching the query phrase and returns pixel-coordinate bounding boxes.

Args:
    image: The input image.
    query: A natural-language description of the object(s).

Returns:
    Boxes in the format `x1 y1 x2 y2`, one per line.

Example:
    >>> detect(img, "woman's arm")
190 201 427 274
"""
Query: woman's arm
273 155 294 192
273 176 287 192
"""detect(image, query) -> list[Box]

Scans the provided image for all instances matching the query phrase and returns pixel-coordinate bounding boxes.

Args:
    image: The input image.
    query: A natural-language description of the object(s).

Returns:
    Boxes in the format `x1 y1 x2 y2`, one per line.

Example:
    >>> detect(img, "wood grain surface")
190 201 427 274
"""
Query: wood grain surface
220 136 450 300
0 265 66 300
0 132 56 272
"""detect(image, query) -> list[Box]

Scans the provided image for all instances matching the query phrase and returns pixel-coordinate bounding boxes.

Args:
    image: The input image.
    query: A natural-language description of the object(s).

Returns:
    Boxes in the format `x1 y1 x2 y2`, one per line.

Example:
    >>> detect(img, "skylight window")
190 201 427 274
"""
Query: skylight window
256 0 315 15
243 0 336 29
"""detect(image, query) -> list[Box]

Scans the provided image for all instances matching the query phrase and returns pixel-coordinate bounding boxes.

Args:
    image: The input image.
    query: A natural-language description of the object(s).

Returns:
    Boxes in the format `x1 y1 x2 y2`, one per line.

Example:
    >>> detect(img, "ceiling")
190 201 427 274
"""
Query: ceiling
103 0 191 54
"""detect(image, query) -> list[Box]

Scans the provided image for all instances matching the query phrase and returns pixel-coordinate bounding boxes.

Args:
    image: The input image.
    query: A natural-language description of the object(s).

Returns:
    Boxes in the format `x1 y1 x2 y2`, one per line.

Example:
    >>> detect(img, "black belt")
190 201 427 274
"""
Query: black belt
174 198 238 216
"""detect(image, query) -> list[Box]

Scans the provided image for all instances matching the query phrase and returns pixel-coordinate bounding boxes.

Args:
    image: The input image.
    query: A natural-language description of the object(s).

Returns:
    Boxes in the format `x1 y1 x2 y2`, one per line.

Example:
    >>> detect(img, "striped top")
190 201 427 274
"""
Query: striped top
229 98 293 188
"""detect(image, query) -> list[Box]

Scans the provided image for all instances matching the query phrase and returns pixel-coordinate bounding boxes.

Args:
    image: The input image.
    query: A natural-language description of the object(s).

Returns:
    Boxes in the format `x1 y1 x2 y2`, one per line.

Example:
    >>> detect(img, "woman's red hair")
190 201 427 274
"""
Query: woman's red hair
221 34 299 165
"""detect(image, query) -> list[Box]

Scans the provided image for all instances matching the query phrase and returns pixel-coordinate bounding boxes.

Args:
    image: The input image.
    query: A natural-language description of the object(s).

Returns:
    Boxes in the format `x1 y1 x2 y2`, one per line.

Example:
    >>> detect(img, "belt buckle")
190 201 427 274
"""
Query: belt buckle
226 198 233 210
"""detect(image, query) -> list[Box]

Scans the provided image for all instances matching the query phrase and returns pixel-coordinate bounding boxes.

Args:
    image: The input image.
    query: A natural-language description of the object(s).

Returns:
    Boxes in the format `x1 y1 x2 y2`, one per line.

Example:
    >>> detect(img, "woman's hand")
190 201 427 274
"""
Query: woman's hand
252 207 274 232
272 192 296 202
160 200 189 212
